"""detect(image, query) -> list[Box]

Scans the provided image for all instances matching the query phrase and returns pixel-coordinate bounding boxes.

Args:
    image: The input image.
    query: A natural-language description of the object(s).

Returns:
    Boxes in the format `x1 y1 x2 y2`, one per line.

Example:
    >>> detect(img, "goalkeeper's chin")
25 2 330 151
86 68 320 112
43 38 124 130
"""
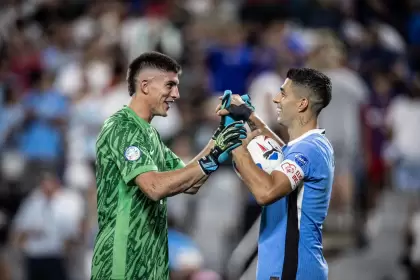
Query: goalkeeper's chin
155 107 170 117
162 110 170 117
158 112 168 117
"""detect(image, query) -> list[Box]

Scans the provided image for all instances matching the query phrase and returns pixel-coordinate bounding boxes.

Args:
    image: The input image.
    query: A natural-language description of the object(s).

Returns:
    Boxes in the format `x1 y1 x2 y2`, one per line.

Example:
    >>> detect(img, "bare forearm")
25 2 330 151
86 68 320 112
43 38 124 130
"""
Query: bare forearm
189 139 215 163
135 162 206 201
184 175 208 194
233 146 292 205
181 140 214 194
247 113 285 146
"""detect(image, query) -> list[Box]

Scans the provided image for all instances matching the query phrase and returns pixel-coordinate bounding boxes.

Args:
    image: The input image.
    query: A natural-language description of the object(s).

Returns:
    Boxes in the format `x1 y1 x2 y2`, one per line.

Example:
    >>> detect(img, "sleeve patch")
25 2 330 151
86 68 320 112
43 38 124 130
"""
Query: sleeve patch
276 159 304 190
124 146 141 161
294 153 309 168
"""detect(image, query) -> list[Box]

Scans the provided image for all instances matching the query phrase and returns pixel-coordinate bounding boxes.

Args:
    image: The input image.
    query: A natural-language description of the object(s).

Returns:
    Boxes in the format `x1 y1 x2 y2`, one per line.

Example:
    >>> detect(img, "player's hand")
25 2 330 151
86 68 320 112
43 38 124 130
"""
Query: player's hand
212 124 224 141
241 128 262 148
214 121 247 156
198 121 247 175
216 93 254 122
212 90 235 140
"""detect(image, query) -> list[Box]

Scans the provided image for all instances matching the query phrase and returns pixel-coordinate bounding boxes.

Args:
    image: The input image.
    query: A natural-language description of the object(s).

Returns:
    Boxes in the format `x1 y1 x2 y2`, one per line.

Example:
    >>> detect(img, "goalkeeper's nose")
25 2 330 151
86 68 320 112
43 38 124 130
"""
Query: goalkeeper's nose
170 86 180 100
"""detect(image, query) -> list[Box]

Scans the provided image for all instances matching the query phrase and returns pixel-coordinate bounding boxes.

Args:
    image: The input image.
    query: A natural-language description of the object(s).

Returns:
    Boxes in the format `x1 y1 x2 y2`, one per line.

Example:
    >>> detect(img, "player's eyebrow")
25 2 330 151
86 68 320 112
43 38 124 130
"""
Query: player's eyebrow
280 87 286 93
166 80 179 86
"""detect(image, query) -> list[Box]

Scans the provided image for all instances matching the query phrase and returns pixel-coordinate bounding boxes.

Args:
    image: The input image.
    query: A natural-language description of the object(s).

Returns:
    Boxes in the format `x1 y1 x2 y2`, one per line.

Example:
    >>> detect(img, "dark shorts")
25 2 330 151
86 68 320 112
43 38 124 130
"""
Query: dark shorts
25 256 67 280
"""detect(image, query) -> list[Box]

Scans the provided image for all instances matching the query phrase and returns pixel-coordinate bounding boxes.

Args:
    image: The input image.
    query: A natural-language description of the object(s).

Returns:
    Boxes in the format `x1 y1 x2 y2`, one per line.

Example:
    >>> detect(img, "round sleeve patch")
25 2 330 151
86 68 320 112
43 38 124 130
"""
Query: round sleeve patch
124 146 141 161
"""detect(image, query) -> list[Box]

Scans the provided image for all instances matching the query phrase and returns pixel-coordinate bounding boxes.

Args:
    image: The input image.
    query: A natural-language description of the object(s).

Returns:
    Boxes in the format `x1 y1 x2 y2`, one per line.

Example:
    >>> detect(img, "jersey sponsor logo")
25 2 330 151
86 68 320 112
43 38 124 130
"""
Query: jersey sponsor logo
294 153 309 168
124 146 141 161
280 162 296 174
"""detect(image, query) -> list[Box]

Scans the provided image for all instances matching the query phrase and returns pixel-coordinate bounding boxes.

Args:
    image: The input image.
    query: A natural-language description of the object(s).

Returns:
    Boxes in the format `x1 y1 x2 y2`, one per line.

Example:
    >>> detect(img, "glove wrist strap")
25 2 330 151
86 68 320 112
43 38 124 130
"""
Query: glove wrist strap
198 152 219 175
238 104 252 121
228 104 252 122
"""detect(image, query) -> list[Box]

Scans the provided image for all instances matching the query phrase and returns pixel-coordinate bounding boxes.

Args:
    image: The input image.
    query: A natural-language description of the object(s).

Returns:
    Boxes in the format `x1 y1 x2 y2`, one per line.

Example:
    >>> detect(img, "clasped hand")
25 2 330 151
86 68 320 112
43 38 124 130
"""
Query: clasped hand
198 91 259 175
215 91 260 148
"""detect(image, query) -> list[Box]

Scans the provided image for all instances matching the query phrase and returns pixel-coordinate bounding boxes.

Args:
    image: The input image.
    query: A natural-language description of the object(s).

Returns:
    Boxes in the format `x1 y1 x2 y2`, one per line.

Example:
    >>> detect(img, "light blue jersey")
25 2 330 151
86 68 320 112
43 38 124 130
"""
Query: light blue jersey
257 129 334 280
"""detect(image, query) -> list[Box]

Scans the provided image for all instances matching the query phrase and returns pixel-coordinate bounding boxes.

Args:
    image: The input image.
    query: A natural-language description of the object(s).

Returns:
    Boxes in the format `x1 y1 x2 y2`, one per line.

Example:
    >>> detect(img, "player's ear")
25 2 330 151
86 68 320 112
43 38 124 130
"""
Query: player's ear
297 97 309 112
140 80 149 95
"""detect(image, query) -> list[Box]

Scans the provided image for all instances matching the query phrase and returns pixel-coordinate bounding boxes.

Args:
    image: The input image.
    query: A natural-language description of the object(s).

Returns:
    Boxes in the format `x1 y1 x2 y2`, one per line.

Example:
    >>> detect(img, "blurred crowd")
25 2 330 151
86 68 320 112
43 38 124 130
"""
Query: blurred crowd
1 0 420 279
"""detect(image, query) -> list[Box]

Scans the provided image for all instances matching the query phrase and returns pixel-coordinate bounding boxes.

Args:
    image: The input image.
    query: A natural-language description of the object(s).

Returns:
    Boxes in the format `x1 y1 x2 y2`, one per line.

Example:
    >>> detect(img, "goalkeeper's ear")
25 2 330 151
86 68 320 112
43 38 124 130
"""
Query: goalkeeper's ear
141 80 150 95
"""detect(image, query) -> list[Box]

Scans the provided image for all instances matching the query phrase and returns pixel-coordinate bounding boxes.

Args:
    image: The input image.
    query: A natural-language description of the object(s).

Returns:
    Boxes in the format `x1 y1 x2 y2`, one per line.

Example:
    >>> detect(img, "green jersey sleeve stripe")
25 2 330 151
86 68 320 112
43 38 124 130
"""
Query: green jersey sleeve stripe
123 165 159 184
111 181 133 279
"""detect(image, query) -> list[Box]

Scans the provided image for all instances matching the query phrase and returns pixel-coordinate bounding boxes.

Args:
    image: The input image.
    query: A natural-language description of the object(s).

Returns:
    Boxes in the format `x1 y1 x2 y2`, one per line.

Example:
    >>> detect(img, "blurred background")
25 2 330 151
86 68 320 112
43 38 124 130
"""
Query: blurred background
0 0 420 279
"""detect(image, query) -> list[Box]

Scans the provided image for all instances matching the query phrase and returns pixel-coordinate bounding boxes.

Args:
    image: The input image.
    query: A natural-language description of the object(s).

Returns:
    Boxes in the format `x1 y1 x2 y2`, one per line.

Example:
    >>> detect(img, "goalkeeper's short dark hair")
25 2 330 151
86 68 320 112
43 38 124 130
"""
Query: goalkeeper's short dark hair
286 68 332 115
126 52 181 96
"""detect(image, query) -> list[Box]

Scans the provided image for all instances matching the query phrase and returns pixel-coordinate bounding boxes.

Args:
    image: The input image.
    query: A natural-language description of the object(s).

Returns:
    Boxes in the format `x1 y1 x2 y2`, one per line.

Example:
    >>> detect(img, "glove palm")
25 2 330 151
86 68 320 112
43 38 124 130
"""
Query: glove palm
199 121 247 174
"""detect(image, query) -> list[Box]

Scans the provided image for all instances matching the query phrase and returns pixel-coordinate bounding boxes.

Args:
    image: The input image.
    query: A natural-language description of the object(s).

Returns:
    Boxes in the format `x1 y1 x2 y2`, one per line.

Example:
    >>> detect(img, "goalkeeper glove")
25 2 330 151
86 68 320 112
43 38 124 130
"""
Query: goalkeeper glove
199 121 247 175
212 90 234 140
241 94 255 111
212 91 255 139
225 94 254 122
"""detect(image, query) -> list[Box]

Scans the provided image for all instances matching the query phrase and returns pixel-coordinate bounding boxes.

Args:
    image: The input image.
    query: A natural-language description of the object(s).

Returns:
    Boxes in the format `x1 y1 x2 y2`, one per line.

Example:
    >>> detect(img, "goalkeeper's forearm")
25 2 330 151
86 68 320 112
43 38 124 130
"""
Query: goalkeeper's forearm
189 139 215 163
184 175 208 194
182 139 214 194
134 161 207 201
247 113 285 146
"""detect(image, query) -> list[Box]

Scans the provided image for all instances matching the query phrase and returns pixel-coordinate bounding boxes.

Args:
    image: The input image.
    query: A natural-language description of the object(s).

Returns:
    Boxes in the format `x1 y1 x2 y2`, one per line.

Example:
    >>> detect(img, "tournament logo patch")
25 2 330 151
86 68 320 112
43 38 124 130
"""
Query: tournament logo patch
124 146 141 161
294 153 309 168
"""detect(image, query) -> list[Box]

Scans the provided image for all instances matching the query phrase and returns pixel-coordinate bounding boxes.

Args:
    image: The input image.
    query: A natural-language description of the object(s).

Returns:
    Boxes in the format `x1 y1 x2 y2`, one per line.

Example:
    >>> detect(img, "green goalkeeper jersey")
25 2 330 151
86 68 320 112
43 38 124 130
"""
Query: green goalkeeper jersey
91 106 185 280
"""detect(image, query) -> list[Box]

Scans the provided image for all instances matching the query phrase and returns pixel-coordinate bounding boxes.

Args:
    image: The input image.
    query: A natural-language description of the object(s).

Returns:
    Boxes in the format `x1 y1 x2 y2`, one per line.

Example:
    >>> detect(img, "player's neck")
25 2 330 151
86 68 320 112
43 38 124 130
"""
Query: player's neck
288 116 318 142
128 99 153 123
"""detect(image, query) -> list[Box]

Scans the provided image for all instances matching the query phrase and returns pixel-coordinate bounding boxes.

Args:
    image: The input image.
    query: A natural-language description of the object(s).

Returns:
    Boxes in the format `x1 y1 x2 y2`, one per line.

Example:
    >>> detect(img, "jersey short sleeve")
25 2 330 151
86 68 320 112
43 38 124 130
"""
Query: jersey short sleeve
163 145 185 171
275 141 316 190
108 121 158 184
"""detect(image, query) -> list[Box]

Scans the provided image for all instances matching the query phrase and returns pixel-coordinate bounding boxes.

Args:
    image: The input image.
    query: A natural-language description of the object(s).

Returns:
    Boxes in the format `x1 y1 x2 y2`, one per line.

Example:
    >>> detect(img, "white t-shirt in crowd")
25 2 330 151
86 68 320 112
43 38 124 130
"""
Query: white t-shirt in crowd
386 96 420 161
13 188 84 257
248 71 283 127
101 83 131 119
55 61 111 98
319 68 369 164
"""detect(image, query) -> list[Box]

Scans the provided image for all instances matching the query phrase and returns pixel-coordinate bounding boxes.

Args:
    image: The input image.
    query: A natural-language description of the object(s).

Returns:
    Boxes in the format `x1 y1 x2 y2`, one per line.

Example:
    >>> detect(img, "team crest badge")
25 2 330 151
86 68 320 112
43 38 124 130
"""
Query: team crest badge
124 146 141 161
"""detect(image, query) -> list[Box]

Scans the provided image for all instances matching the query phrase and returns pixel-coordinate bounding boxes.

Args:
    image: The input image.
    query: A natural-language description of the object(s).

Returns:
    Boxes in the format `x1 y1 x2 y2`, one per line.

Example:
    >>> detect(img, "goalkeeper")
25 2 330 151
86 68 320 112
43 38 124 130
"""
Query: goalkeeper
90 52 246 280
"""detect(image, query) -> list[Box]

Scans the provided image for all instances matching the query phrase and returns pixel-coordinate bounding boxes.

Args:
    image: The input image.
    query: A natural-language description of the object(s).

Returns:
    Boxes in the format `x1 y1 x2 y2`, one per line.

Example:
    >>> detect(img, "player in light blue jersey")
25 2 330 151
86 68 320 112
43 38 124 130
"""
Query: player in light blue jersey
218 68 333 280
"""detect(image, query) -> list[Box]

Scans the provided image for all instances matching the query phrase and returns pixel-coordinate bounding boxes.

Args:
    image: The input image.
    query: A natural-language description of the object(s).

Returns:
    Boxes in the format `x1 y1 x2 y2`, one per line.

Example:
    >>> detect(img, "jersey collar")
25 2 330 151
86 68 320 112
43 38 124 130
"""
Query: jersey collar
124 106 151 127
287 129 326 146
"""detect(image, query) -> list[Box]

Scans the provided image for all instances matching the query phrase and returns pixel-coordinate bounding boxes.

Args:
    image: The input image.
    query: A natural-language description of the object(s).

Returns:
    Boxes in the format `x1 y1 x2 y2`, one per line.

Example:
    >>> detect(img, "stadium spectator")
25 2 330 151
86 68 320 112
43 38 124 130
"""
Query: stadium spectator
385 73 420 193
11 171 84 280
18 70 68 191
206 22 254 96
309 32 369 231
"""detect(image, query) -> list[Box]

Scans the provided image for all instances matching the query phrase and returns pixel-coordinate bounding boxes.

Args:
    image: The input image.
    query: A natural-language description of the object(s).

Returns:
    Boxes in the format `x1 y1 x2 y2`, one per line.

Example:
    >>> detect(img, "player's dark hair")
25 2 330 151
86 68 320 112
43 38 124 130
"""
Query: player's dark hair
286 68 332 115
126 51 181 96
